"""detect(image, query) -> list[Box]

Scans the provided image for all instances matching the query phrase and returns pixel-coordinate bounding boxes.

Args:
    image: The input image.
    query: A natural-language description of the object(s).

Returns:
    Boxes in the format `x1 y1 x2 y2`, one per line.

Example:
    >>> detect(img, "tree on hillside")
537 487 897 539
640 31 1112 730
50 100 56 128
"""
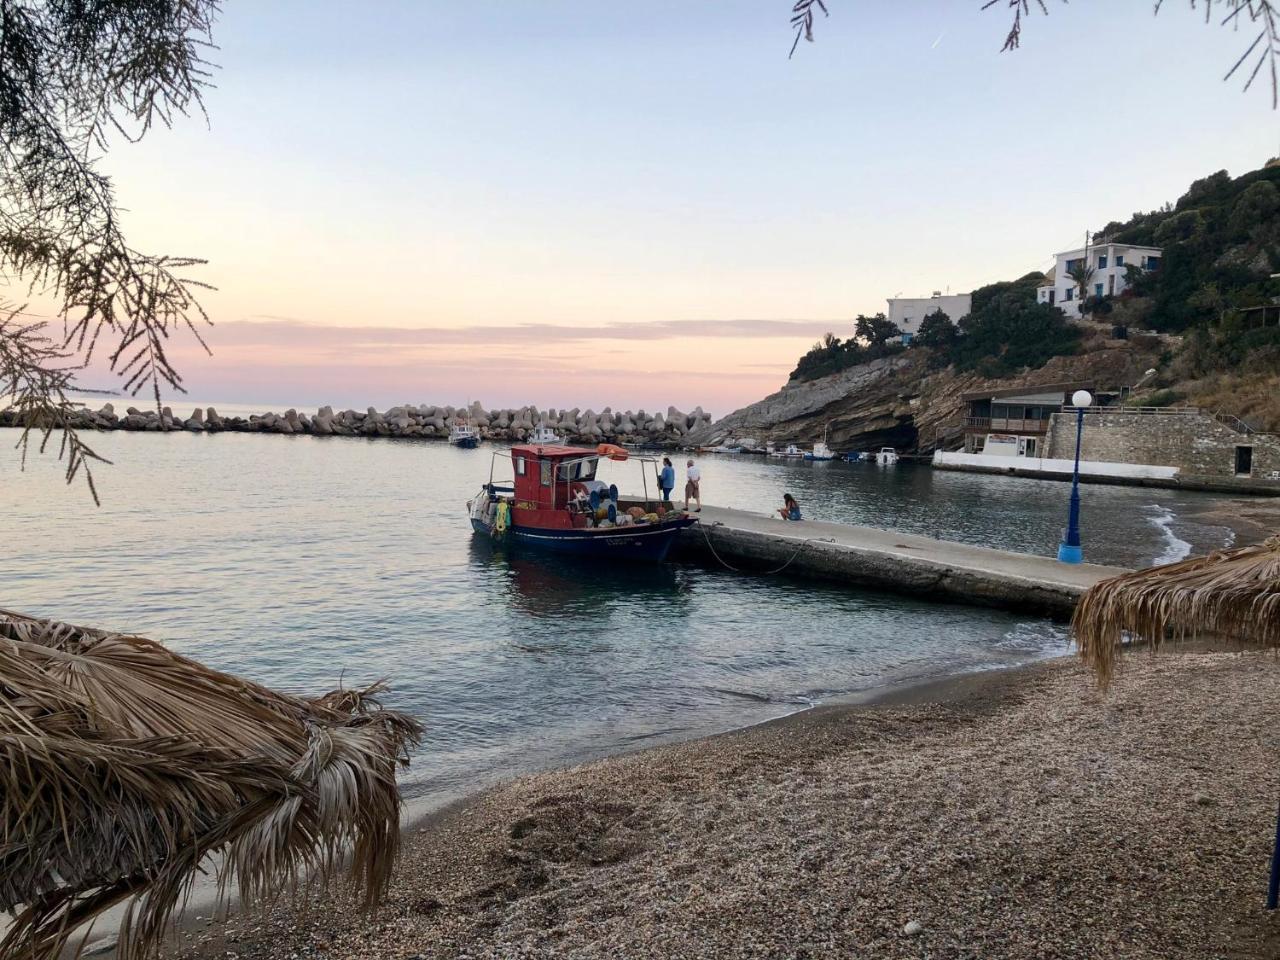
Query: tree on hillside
1 0 218 501
854 313 901 347
1067 260 1096 307
914 310 958 349
954 280 1081 377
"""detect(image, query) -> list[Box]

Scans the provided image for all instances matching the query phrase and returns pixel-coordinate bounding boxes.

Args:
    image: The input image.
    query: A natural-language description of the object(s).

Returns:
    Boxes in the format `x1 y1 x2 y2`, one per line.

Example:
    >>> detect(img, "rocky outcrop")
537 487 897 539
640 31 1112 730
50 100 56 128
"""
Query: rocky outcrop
686 338 1169 454
0 401 714 447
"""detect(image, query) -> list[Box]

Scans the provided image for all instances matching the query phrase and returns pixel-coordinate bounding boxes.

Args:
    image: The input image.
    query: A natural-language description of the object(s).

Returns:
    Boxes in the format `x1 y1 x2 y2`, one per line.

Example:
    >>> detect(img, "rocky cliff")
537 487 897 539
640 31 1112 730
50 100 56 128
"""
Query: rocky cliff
686 335 1168 453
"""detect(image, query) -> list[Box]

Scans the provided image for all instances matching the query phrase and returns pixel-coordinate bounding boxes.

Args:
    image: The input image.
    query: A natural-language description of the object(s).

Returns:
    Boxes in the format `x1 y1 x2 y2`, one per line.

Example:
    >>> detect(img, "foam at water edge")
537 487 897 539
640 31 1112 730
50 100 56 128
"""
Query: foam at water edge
1146 504 1192 565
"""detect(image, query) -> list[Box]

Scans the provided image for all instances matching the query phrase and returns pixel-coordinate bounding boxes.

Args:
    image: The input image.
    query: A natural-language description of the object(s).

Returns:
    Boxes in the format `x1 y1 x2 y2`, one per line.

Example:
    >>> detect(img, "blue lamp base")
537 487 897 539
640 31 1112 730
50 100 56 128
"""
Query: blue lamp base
1057 543 1083 564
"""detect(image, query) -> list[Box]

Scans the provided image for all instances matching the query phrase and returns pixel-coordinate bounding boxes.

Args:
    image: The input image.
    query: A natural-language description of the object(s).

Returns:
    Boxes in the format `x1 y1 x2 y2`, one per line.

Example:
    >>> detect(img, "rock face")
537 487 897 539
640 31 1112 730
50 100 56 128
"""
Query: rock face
685 338 1169 454
0 400 714 448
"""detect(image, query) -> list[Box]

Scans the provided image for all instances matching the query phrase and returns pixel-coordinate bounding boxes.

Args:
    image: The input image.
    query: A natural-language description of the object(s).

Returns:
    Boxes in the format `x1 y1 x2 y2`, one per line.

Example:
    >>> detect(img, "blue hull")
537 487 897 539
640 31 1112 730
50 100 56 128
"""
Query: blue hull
452 436 480 449
471 516 695 562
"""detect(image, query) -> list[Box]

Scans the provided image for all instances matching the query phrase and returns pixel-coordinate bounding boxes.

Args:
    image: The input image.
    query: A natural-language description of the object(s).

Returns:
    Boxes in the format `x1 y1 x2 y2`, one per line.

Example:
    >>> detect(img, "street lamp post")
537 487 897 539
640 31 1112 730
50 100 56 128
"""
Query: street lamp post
1057 389 1094 564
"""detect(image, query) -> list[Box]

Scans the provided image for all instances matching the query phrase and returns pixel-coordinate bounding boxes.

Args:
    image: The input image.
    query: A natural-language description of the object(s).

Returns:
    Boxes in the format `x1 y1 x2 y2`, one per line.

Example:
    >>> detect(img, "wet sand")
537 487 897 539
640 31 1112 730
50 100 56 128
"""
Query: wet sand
165 650 1280 960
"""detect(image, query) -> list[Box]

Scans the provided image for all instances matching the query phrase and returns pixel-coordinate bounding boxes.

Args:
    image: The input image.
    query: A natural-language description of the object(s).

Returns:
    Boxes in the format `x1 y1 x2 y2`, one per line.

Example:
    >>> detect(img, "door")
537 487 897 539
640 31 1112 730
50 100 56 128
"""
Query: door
1023 437 1037 458
1235 446 1253 476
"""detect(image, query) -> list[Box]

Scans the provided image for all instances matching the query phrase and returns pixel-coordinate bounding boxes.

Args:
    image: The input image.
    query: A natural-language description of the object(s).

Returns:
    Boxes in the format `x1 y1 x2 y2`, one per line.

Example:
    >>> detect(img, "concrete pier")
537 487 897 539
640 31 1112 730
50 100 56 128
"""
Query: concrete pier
674 506 1129 619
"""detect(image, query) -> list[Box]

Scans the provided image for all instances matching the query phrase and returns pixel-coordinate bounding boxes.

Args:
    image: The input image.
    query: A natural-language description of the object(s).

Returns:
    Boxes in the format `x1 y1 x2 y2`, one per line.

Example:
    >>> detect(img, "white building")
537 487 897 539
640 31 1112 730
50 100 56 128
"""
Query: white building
886 291 972 343
1037 241 1162 318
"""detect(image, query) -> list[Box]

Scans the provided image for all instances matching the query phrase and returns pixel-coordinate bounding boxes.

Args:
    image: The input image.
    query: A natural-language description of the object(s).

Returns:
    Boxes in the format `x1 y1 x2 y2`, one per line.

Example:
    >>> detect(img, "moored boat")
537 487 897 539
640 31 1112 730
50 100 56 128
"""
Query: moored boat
767 443 804 459
804 441 835 461
449 420 480 448
530 422 564 445
876 447 899 465
468 443 697 562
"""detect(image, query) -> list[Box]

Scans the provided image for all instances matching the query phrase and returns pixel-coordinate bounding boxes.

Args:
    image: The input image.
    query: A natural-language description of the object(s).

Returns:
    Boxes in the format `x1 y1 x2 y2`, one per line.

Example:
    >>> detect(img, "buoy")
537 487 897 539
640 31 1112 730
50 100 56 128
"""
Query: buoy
596 443 628 461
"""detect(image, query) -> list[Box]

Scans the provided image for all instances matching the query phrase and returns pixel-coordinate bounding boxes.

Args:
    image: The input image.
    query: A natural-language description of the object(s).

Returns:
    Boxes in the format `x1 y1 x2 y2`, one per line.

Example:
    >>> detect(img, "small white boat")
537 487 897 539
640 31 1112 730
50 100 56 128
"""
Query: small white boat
449 421 480 448
768 443 804 459
875 447 899 465
804 441 835 461
530 422 564 445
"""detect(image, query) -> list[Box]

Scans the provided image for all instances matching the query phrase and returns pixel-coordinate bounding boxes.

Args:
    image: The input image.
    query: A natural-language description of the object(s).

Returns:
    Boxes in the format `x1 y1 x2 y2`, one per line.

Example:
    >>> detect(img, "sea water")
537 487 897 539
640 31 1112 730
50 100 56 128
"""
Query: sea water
0 431 1238 806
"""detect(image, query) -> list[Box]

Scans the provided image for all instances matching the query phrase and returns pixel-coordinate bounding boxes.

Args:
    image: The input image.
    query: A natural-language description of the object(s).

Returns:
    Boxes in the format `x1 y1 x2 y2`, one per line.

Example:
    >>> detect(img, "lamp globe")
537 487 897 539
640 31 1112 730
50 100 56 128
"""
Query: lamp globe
1071 389 1093 408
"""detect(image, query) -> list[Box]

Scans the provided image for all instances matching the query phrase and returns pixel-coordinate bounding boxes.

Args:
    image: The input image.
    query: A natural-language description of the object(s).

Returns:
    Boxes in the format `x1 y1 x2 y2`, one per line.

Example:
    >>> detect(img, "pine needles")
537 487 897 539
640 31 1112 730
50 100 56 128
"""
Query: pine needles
0 608 423 960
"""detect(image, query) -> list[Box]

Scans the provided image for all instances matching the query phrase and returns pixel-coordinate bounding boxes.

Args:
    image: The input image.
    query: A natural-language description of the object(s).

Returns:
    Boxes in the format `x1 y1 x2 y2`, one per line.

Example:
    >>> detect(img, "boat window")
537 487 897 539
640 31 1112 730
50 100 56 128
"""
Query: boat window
540 459 552 486
555 459 599 481
514 456 526 476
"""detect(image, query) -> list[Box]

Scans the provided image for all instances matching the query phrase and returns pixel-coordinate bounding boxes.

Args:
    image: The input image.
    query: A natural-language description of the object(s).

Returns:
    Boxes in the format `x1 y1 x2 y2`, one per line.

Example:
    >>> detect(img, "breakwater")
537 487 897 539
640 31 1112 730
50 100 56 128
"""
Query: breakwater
0 401 714 445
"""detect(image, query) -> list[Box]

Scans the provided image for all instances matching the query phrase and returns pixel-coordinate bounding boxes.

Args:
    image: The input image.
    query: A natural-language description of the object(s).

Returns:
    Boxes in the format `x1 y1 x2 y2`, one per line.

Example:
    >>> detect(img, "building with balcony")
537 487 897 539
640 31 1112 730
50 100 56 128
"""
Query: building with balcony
962 382 1120 456
886 291 972 343
1036 241 1162 318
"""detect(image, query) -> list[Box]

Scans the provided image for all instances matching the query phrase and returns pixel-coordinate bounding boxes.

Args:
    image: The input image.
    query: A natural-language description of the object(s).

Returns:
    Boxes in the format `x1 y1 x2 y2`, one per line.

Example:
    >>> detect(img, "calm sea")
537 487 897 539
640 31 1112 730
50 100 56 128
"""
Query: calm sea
0 425 1237 807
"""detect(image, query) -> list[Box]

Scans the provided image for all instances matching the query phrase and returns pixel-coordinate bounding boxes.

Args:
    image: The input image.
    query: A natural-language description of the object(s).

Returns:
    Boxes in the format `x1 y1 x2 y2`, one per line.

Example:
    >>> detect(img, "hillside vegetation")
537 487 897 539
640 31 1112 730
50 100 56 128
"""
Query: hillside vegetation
789 159 1280 429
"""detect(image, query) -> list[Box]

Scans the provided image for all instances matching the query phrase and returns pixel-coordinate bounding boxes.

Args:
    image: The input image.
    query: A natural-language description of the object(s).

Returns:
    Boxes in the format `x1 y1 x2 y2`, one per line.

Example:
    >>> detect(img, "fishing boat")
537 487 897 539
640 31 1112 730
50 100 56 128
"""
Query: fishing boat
876 447 899 465
530 422 564 445
767 443 804 459
468 443 698 561
804 426 836 461
449 420 480 448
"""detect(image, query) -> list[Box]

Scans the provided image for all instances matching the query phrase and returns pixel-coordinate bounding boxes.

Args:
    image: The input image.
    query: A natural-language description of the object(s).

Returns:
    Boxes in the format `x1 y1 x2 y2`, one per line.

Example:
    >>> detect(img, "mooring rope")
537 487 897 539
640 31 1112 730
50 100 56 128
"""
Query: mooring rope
697 520 814 576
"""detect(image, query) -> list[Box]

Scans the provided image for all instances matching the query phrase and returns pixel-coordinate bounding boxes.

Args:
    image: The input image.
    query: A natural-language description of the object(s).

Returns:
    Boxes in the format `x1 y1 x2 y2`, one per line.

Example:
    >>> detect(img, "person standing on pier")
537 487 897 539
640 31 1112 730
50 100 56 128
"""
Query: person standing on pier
684 459 702 513
658 457 675 502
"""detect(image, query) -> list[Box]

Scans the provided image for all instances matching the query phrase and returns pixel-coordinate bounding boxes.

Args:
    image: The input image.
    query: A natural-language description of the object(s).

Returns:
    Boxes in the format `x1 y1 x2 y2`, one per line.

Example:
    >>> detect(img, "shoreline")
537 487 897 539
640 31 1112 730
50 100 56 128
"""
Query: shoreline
165 646 1280 960
64 655 1060 958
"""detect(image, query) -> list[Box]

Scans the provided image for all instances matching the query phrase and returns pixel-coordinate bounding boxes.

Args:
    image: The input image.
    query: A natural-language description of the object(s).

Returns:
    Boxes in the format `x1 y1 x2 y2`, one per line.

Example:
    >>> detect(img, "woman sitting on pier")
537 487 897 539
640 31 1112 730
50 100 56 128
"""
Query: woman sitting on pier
777 493 802 521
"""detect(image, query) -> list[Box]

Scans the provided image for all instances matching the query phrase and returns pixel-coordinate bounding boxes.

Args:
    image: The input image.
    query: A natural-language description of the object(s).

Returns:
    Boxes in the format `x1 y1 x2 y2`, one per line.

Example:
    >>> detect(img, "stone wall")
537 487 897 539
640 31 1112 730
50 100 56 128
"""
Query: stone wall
1047 411 1280 480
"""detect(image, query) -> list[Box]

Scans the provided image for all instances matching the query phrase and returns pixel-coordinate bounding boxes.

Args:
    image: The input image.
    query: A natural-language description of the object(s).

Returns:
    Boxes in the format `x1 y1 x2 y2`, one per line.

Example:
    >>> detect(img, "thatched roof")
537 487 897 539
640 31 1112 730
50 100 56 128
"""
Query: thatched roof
0 608 422 960
1072 535 1280 686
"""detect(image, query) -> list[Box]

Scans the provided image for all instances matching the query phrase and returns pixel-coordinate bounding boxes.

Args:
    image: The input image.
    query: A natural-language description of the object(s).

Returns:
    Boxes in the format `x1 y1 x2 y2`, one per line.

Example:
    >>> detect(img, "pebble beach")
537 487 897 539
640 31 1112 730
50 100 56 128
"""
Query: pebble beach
171 650 1280 960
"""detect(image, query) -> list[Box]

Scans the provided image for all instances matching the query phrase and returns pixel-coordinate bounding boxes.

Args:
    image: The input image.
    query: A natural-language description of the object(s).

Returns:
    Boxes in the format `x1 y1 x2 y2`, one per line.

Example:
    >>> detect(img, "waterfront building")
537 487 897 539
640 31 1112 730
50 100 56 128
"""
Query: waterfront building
886 291 972 343
1036 241 1163 318
944 383 1280 488
961 383 1121 458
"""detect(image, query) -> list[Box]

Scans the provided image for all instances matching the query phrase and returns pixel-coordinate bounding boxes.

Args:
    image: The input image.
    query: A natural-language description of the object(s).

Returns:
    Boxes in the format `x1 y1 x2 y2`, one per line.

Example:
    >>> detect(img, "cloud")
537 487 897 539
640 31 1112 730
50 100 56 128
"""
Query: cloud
213 315 842 349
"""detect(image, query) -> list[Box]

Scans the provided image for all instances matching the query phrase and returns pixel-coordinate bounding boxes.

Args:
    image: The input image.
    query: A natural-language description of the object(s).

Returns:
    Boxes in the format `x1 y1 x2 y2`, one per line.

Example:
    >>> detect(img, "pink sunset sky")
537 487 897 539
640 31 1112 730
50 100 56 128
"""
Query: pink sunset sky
30 2 1277 418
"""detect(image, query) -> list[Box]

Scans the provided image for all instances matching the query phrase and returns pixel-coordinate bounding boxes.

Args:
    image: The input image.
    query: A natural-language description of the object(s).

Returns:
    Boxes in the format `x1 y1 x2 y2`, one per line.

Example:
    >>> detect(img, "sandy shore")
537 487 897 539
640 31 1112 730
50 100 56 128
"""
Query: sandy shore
165 651 1280 960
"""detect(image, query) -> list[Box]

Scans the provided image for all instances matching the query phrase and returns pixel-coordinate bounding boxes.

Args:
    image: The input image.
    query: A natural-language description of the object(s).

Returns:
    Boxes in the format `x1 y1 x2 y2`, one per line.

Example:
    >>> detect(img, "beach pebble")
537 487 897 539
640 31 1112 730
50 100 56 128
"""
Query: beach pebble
902 919 924 937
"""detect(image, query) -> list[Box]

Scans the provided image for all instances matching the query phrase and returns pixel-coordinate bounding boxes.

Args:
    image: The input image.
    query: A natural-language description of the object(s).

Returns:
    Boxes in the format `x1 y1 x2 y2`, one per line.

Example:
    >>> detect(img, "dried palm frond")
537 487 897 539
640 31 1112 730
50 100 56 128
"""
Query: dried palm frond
0 608 423 960
1072 534 1280 686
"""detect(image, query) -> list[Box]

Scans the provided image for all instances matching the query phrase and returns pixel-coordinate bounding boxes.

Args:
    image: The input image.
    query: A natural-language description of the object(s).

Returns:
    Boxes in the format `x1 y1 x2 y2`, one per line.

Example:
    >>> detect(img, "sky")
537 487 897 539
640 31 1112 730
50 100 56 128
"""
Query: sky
39 0 1280 414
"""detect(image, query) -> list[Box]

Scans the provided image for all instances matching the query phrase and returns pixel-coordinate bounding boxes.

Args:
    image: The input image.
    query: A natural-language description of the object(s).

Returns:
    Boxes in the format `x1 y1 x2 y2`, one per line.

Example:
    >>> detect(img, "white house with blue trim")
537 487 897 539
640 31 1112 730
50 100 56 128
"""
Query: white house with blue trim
1037 241 1163 318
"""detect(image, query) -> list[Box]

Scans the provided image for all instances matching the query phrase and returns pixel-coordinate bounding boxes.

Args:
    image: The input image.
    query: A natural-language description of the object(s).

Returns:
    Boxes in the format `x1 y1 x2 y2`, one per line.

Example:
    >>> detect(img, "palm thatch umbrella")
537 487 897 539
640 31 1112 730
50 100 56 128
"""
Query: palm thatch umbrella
0 608 423 960
1072 534 1280 686
1071 534 1280 906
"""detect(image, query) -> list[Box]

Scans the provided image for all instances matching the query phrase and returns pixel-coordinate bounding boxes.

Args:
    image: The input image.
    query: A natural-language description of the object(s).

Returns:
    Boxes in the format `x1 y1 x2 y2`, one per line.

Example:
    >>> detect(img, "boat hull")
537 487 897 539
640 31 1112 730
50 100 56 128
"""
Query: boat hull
452 436 480 449
471 515 695 562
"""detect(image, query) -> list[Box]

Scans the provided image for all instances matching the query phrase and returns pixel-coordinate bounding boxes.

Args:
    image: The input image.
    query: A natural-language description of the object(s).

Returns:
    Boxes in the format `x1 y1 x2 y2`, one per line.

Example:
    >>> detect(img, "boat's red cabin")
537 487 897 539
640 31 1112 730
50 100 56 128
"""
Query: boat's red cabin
509 445 608 527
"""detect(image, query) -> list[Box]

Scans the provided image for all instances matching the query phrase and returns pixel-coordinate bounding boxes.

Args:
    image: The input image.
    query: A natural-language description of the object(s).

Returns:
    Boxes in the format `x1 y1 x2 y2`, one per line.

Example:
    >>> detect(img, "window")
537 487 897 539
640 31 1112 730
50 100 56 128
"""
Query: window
1097 255 1108 269
1063 288 1073 301
540 459 552 486
514 456 526 476
1115 255 1125 267
1048 289 1056 305
1095 283 1104 297
1065 258 1083 273
555 459 599 482
1145 256 1161 270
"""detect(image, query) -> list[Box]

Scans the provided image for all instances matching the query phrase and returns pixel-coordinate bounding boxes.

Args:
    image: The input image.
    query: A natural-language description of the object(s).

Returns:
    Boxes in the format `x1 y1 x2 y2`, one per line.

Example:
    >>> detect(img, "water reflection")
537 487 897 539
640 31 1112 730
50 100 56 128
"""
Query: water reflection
0 431 1244 809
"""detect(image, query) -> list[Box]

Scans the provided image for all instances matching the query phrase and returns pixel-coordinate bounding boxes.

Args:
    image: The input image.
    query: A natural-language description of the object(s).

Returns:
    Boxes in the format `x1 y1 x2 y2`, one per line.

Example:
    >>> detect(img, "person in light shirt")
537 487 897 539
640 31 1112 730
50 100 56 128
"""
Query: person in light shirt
683 459 701 512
